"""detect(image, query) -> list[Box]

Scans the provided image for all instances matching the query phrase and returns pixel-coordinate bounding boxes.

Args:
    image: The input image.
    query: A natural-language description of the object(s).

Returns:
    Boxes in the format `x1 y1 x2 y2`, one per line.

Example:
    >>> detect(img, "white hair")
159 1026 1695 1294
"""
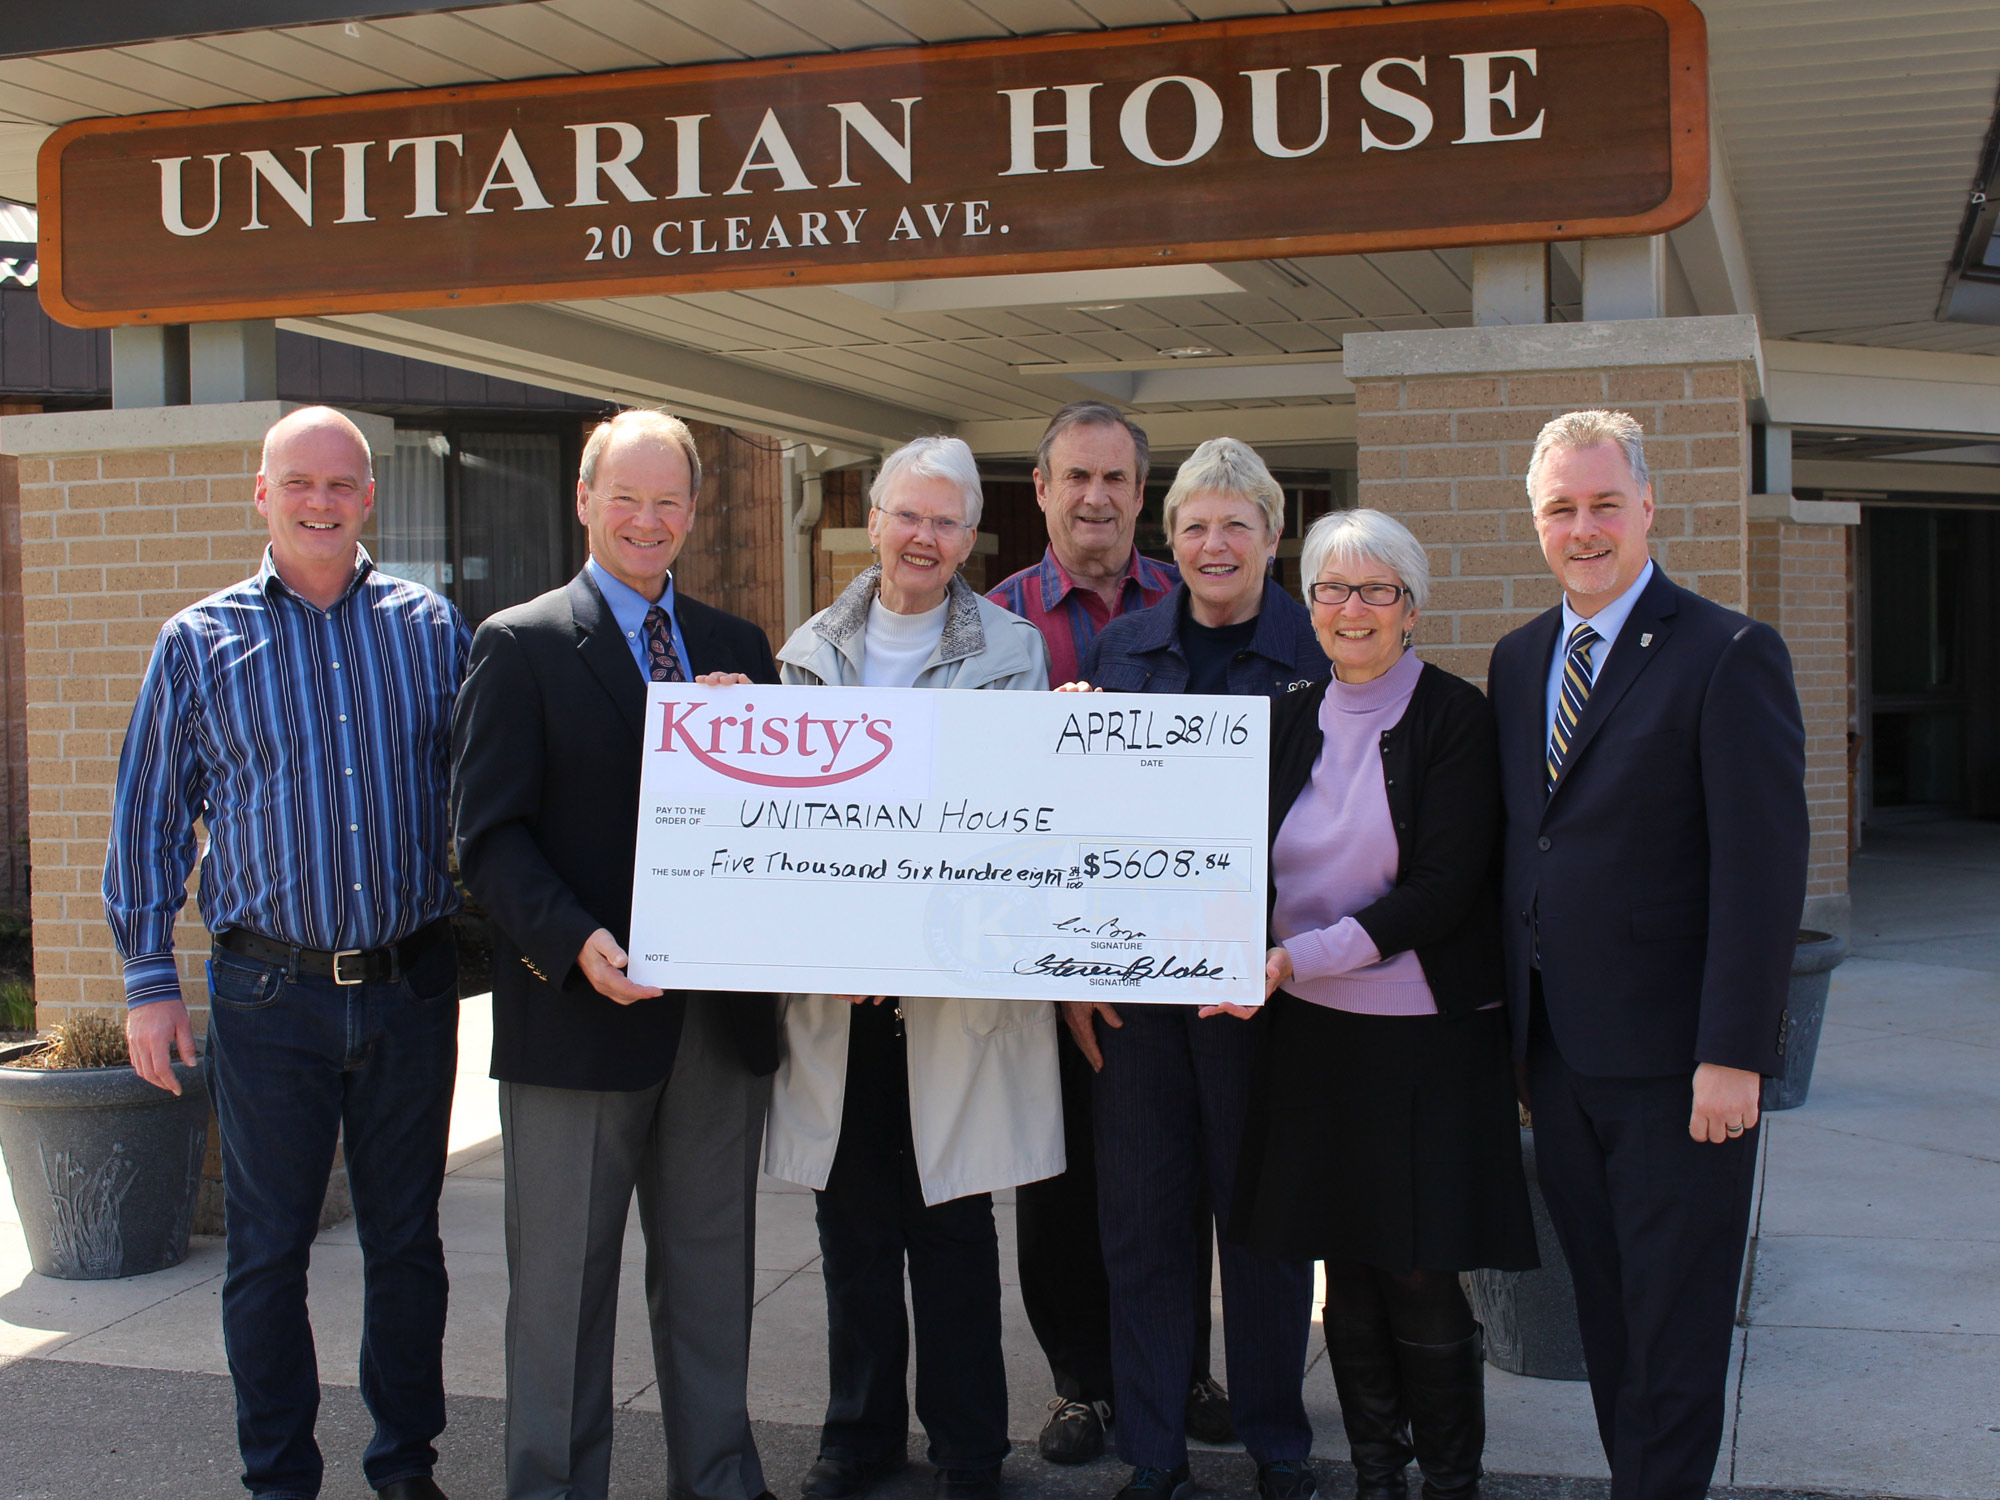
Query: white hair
1161 436 1285 539
1524 409 1650 506
871 435 984 528
1298 508 1430 611
581 408 703 493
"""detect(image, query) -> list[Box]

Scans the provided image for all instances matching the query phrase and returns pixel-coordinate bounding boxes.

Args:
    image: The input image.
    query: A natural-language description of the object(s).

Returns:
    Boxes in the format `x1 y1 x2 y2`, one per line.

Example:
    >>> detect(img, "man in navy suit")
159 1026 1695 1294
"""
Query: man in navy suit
1486 409 1807 1500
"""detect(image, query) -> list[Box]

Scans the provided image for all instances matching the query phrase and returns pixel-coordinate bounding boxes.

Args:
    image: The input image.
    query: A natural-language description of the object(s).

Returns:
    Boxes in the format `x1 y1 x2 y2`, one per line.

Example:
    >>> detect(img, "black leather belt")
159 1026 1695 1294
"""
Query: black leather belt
217 921 446 986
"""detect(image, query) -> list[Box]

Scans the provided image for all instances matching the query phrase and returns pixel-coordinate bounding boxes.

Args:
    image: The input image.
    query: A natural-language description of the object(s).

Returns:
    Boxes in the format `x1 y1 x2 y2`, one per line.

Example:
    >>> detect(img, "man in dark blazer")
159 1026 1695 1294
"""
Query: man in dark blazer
452 409 780 1500
1487 409 1807 1500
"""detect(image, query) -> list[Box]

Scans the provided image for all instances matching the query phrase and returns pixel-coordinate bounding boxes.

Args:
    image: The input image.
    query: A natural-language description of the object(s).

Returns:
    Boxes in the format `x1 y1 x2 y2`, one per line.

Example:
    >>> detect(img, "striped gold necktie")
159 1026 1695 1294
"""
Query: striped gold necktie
1546 621 1601 793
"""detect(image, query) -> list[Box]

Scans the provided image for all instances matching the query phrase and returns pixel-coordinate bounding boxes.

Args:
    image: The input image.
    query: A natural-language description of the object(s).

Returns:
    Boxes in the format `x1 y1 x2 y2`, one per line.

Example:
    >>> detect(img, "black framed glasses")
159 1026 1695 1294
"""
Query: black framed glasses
1308 581 1408 607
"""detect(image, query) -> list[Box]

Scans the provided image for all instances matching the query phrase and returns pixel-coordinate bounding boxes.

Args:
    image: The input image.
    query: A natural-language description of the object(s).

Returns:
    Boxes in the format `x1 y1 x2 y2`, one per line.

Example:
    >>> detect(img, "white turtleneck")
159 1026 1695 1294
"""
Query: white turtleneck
861 595 948 687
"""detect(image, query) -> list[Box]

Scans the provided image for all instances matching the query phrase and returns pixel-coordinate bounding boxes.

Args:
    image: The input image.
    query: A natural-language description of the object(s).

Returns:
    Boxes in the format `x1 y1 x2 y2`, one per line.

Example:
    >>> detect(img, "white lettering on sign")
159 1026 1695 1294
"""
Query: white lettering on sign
725 109 818 194
1452 50 1545 143
1118 76 1224 168
997 84 1103 176
332 141 374 223
828 98 920 186
569 122 654 206
155 154 227 237
1241 65 1340 159
467 130 553 214
663 114 710 200
242 147 318 230
386 134 464 219
1359 58 1433 152
147 52 1561 237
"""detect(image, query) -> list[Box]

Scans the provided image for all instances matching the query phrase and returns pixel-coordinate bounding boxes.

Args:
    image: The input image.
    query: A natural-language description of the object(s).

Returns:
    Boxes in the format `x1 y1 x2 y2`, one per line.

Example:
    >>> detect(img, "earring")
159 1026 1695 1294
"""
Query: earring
1402 628 1414 649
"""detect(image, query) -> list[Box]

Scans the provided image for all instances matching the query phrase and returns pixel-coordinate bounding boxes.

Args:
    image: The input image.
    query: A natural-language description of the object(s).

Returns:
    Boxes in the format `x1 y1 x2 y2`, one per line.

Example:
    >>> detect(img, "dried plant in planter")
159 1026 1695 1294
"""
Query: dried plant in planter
9 1013 129 1070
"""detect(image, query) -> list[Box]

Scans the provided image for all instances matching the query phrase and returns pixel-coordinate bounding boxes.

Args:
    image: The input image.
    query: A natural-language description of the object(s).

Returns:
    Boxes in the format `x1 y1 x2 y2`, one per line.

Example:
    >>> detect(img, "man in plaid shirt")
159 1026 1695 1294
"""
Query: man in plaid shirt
986 402 1177 688
987 403 1235 1467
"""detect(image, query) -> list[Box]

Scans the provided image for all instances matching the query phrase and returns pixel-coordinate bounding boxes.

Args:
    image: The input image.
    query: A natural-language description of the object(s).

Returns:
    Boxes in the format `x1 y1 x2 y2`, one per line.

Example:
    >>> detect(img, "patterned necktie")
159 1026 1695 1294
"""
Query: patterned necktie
1546 621 1601 793
643 605 687 683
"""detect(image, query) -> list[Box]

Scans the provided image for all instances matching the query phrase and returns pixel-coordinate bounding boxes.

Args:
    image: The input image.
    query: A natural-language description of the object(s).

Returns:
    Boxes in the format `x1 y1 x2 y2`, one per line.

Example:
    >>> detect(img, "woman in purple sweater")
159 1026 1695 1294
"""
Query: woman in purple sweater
1226 509 1536 1500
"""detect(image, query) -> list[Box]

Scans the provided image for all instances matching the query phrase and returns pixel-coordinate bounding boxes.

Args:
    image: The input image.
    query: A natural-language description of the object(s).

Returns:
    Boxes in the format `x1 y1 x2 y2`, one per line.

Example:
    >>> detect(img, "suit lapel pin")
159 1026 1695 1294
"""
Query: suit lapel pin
1639 632 1653 648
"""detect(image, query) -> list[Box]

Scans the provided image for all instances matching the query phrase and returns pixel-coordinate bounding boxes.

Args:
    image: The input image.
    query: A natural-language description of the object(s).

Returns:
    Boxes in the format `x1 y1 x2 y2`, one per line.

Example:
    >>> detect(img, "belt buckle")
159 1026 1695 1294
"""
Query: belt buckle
332 949 366 986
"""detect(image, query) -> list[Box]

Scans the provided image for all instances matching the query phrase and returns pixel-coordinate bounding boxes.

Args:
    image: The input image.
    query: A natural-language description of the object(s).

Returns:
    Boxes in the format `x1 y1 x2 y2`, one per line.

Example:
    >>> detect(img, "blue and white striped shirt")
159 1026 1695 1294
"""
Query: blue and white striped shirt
103 548 472 1008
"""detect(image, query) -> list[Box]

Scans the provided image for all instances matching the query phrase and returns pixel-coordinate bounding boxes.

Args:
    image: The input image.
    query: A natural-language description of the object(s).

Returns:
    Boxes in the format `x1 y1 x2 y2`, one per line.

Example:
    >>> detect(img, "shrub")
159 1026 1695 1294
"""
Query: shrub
10 1013 128 1070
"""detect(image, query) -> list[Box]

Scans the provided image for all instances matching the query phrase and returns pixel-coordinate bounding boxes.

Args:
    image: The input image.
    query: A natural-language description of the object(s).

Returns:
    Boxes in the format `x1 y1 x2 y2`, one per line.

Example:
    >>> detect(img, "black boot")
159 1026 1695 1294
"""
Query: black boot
1323 1315 1412 1500
1392 1334 1484 1500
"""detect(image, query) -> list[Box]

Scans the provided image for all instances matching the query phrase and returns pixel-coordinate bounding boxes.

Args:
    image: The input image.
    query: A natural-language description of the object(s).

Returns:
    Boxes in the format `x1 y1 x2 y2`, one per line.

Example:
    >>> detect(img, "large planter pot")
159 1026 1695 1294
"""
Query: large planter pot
0 1043 210 1279
1762 930 1848 1113
1463 1127 1588 1381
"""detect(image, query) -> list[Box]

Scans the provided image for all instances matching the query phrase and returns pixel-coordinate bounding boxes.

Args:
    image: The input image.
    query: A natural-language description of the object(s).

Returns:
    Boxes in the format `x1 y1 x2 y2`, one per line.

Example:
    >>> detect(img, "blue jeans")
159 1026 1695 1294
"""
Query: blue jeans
205 931 459 1499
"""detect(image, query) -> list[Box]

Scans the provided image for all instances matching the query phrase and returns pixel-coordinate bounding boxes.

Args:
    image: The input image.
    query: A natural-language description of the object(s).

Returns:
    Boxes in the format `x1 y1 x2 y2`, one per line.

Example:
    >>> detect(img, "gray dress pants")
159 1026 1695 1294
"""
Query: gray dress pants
500 996 772 1500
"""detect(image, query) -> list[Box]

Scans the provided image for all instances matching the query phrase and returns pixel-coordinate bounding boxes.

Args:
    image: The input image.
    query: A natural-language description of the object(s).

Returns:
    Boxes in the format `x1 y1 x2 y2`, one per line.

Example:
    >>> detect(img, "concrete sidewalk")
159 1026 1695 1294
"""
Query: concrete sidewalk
0 819 1994 1498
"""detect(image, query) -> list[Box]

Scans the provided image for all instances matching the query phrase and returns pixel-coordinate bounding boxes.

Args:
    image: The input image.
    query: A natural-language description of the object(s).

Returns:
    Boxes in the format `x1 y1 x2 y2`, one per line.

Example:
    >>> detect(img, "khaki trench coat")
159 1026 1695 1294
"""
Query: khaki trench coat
761 567 1063 1204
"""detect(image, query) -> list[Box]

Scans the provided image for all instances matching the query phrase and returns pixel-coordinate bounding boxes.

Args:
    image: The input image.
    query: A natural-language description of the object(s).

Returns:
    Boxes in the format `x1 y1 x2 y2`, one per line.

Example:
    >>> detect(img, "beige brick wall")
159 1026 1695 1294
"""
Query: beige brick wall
1353 365 1748 686
1749 519 1852 903
17 443 269 1027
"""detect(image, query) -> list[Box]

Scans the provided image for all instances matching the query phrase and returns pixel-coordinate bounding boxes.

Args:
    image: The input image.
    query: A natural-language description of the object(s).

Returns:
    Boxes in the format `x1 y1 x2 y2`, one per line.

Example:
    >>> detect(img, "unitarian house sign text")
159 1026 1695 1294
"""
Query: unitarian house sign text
37 0 1707 327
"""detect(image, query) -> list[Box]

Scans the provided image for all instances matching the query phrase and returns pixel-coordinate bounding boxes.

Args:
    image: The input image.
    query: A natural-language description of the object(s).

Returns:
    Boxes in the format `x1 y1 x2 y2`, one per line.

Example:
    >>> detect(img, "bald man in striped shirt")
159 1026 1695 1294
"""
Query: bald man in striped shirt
105 406 470 1500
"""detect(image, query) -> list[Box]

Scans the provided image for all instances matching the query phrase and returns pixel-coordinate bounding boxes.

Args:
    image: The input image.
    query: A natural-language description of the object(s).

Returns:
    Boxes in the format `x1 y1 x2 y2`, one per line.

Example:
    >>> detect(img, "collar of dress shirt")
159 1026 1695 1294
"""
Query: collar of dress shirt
587 554 676 638
1559 557 1655 672
255 544 374 610
1037 543 1150 607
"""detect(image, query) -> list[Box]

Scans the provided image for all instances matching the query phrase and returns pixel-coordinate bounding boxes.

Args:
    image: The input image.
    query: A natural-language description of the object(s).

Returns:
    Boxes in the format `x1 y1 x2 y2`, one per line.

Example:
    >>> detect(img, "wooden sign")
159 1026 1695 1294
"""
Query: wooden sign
36 0 1706 328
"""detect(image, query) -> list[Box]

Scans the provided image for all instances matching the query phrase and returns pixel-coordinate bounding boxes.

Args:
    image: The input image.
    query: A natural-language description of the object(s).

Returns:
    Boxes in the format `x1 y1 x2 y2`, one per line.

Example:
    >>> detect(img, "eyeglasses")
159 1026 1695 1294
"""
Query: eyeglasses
883 509 968 540
1308 581 1408 607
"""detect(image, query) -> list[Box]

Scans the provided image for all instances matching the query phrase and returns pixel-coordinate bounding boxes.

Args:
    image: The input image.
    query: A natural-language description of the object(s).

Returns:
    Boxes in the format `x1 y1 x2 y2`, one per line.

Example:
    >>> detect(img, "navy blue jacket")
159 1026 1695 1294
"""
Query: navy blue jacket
1080 578 1329 699
1487 567 1808 1078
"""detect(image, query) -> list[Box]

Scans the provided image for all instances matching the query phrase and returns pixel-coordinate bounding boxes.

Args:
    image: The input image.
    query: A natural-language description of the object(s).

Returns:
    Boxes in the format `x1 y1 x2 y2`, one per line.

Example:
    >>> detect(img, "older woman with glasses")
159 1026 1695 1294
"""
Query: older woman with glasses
1069 436 1329 1500
763 436 1056 1500
1227 508 1536 1500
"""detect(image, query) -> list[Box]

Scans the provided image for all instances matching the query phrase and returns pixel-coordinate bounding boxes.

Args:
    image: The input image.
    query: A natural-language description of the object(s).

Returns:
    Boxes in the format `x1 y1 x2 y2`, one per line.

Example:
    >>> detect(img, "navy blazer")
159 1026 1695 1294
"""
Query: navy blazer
1080 578 1329 698
452 570 781 1092
1486 567 1809 1078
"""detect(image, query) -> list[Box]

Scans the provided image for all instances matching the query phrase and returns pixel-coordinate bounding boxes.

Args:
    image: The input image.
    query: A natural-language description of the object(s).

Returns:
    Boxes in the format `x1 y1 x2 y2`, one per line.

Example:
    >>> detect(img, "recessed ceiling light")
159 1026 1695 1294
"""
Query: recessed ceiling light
1072 303 1124 312
1163 346 1217 358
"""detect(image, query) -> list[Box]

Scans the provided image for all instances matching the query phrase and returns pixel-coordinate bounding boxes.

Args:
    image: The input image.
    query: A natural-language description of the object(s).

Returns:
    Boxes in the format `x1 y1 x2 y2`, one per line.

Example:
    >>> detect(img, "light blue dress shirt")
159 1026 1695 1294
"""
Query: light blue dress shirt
1543 559 1655 742
587 555 693 681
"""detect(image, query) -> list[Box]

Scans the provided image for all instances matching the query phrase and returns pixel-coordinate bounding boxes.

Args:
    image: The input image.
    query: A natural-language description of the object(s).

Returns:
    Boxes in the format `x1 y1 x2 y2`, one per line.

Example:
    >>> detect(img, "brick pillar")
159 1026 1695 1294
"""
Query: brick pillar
1749 497 1859 936
1342 317 1843 924
0 403 393 1029
0 455 28 921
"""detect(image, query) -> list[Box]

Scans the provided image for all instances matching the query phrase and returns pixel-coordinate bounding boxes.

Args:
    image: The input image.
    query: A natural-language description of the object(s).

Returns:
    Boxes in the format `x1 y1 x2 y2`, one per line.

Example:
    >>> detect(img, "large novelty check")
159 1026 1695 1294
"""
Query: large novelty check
626 684 1269 1005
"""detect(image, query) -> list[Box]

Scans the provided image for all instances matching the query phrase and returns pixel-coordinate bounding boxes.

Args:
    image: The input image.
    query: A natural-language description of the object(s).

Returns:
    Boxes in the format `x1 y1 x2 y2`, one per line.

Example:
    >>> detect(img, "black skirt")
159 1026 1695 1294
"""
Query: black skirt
1229 992 1538 1275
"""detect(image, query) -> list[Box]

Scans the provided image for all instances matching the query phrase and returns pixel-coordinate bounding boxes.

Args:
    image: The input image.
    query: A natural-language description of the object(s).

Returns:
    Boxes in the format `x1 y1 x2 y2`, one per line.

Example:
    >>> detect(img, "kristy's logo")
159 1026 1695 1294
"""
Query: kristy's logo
656 700 895 787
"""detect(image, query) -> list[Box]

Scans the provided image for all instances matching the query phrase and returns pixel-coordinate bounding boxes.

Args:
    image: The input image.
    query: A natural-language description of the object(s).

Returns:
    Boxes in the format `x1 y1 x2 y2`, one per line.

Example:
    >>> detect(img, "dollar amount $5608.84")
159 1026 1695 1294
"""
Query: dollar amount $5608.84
1081 848 1232 881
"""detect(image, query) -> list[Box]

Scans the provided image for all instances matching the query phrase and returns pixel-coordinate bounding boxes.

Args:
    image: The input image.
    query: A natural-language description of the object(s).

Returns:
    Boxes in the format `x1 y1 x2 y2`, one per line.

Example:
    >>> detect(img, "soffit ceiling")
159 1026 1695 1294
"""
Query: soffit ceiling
1 0 1997 431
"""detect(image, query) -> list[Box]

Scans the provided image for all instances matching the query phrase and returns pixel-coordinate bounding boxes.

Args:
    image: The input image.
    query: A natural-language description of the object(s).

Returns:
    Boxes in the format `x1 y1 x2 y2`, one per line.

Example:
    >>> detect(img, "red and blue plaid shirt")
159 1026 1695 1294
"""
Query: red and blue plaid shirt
987 546 1179 687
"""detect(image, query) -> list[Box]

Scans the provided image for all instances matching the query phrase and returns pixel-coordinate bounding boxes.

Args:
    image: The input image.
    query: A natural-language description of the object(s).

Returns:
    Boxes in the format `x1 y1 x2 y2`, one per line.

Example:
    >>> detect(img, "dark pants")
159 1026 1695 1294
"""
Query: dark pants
1017 1025 1217 1409
1094 1007 1314 1468
1527 998 1758 1500
814 1001 1009 1471
205 935 458 1500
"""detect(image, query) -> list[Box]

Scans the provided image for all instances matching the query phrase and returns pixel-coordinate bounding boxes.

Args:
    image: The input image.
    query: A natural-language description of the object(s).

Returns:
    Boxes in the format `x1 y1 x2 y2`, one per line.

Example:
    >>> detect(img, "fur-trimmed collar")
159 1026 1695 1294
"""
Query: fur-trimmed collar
815 564 988 664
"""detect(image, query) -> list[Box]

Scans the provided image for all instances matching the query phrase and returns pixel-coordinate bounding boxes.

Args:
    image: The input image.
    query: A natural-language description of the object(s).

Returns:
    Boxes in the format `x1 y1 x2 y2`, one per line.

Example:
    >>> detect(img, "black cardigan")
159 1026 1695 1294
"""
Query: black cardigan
1267 661 1505 1017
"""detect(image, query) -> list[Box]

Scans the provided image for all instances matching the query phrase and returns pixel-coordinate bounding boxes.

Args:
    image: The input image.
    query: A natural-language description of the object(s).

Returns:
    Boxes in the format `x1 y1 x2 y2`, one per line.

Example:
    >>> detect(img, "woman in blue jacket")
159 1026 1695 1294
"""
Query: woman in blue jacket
1068 437 1330 1500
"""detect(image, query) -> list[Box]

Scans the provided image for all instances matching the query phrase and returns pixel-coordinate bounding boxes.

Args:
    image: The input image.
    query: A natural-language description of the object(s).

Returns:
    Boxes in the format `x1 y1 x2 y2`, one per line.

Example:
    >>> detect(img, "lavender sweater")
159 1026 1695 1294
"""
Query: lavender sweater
1270 649 1437 1015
